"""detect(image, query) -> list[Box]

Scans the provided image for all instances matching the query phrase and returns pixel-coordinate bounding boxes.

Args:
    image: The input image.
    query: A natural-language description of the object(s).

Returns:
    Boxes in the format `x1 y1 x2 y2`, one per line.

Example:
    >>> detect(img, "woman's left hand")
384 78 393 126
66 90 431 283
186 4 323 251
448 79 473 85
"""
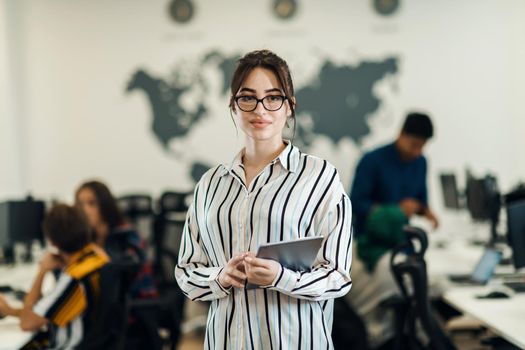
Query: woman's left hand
244 253 280 287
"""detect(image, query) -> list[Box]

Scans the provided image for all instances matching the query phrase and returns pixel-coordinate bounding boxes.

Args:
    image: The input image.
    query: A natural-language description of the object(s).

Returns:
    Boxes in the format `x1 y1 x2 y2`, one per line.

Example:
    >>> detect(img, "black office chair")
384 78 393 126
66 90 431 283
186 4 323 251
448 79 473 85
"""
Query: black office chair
150 191 191 349
389 226 456 350
118 194 155 244
332 296 369 350
158 191 192 214
153 191 191 284
78 259 141 350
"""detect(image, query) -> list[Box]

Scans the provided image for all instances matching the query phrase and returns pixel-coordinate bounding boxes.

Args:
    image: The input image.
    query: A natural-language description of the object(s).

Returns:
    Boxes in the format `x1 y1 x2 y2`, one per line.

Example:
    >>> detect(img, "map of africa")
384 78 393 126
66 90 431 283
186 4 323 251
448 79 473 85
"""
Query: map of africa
126 51 398 183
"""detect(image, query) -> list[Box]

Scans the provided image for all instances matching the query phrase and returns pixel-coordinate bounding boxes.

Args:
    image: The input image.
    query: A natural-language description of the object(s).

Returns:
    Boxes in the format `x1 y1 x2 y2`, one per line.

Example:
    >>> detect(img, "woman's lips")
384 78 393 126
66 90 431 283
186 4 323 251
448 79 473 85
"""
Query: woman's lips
250 120 271 128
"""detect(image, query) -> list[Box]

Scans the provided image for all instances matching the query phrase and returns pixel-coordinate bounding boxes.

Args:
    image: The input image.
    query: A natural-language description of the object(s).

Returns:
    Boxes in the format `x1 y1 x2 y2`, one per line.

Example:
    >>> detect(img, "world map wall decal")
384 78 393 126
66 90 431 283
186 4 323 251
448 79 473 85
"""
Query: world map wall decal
126 50 399 184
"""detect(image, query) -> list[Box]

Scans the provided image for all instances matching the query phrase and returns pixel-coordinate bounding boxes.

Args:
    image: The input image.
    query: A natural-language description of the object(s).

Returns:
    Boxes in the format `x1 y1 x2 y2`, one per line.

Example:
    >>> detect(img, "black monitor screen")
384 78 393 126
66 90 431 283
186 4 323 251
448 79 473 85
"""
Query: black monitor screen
0 200 45 245
466 176 499 221
440 174 460 209
507 200 525 270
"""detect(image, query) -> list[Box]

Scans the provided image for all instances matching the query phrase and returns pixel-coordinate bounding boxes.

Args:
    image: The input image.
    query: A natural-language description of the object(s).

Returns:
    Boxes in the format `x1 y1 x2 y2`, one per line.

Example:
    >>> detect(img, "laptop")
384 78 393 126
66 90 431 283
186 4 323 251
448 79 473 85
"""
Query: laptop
448 248 502 285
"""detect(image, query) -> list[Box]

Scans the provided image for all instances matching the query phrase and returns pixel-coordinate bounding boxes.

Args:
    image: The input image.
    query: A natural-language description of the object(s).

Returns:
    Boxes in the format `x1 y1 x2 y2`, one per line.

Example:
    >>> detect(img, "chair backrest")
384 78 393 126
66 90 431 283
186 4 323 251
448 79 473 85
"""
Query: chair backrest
390 226 456 350
152 191 190 287
78 260 141 350
153 216 185 287
158 191 192 214
118 194 154 219
118 194 155 247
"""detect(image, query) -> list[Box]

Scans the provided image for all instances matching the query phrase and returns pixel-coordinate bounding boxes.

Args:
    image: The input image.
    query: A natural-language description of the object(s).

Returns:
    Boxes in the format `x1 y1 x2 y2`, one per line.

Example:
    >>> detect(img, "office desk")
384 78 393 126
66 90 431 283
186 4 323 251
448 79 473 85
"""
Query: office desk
422 218 525 349
443 286 525 349
0 263 54 349
0 296 32 350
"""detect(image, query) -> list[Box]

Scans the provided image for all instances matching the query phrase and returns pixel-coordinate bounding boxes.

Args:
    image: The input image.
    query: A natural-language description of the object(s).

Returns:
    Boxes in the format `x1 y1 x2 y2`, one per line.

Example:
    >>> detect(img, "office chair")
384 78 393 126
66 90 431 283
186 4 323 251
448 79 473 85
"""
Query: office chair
389 226 456 350
118 194 155 244
332 296 369 350
158 191 192 214
150 191 191 349
114 192 189 349
78 259 141 350
153 191 191 283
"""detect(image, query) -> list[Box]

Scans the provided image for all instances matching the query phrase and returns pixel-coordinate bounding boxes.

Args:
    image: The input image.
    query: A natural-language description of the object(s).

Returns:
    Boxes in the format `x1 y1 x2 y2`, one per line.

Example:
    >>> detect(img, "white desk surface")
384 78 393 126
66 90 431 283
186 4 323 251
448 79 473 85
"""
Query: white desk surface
443 286 525 349
0 294 32 350
421 216 525 349
0 263 54 350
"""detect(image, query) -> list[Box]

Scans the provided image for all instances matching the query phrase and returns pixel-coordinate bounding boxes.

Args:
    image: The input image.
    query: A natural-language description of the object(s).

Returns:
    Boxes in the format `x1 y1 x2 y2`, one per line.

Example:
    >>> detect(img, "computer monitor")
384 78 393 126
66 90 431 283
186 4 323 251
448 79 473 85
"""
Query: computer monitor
466 176 494 221
506 200 525 270
465 175 501 244
440 173 461 209
0 198 45 262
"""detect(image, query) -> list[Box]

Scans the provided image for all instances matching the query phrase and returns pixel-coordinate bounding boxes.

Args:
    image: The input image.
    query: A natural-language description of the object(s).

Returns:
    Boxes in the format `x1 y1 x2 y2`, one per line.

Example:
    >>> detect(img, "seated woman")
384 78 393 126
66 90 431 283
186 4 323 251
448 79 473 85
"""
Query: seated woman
75 180 157 299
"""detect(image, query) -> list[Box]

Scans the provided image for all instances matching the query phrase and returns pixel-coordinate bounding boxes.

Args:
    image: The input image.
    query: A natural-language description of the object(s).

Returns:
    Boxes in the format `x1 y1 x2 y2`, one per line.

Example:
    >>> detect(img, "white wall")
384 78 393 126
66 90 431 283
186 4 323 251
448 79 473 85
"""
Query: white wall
3 0 525 215
0 0 24 199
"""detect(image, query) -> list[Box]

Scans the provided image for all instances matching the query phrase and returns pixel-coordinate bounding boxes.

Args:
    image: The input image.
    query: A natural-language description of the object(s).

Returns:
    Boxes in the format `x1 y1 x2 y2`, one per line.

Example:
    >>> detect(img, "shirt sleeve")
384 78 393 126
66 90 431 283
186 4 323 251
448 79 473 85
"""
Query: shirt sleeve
350 154 377 219
417 157 429 207
268 173 353 301
175 182 230 301
33 273 87 327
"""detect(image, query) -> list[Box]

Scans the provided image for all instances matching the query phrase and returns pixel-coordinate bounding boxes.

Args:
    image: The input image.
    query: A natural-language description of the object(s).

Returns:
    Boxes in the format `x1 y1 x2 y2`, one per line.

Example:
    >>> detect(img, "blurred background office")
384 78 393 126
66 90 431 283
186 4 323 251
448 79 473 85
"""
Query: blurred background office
1 1 525 349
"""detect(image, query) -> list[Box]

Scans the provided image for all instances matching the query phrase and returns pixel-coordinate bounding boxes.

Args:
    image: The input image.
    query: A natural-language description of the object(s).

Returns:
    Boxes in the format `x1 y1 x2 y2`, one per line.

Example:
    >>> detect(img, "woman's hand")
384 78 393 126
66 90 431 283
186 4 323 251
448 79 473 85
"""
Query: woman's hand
244 253 280 287
218 254 248 289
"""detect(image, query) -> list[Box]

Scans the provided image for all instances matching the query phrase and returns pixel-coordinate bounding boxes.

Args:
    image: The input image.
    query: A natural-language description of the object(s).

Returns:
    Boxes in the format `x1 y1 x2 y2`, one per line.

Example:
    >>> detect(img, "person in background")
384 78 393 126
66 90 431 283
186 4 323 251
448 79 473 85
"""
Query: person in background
75 180 157 299
346 112 437 349
0 204 109 349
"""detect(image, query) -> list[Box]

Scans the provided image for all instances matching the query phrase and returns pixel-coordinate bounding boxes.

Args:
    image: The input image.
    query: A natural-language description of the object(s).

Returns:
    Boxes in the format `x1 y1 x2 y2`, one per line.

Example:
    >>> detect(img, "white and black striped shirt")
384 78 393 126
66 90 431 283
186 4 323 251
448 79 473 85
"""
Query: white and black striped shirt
176 140 353 350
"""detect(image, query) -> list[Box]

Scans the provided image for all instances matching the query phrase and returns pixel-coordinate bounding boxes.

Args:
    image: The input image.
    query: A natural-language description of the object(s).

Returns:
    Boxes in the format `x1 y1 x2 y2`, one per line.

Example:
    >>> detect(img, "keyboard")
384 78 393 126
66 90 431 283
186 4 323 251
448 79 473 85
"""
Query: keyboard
503 281 525 293
448 274 485 285
0 285 26 301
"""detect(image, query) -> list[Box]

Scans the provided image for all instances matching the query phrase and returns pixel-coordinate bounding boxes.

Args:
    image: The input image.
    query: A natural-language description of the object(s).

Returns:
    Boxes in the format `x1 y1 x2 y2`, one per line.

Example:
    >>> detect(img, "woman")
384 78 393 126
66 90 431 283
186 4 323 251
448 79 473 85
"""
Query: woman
175 50 353 349
75 180 157 299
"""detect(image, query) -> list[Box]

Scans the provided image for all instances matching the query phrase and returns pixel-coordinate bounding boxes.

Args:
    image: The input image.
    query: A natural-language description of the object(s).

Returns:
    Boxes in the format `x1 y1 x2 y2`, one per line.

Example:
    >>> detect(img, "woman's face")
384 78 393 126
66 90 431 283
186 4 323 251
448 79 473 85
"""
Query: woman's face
76 188 102 228
233 67 292 143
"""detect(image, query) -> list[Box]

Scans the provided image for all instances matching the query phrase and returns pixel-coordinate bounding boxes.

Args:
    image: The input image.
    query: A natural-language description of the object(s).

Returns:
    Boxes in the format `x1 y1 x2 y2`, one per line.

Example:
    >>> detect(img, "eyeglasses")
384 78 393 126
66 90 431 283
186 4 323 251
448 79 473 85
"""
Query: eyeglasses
235 95 287 112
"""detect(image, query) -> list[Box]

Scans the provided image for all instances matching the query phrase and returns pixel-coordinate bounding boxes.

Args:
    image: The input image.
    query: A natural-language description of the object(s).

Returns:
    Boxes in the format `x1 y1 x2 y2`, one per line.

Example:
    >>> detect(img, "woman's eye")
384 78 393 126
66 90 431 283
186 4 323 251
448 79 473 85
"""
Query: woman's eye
238 96 255 102
268 96 282 102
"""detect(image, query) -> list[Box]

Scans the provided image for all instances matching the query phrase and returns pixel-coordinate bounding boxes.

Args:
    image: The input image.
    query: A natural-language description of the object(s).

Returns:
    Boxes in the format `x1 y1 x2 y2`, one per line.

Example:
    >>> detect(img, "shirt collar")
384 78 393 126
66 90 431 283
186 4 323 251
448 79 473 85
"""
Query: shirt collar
67 243 109 268
219 140 300 177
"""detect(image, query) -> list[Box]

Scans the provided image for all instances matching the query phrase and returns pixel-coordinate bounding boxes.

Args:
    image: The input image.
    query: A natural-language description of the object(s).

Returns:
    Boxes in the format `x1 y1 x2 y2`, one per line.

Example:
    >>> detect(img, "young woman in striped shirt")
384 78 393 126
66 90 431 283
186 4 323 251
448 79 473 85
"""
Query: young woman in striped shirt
176 49 353 350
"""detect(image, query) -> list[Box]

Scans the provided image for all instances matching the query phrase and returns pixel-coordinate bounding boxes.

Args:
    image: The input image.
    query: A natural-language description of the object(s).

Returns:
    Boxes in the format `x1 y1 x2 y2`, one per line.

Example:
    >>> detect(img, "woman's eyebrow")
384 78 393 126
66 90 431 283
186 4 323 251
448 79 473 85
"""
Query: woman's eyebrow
264 88 282 93
238 87 283 94
238 87 256 93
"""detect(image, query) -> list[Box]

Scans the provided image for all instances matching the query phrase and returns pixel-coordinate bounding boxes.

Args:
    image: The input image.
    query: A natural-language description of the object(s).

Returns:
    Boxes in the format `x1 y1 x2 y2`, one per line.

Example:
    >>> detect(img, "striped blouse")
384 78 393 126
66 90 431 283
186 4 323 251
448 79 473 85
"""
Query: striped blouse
175 140 353 350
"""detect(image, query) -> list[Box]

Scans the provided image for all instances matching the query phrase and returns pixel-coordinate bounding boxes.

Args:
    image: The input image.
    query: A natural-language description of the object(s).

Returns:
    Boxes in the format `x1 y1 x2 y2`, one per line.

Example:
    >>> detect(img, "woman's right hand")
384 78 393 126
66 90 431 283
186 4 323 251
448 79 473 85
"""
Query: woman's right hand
218 254 247 289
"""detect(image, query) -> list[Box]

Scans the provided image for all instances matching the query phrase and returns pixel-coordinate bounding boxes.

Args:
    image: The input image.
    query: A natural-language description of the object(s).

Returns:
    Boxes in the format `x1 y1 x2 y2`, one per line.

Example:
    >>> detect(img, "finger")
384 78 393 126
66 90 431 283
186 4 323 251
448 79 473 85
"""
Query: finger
229 254 246 265
233 258 247 270
244 256 271 268
228 267 247 280
225 275 245 288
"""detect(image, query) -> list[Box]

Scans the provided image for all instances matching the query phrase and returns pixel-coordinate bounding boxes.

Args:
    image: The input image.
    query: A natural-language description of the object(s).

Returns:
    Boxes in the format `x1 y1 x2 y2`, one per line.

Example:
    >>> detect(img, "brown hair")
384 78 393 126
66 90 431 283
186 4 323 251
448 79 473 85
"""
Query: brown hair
43 204 91 253
229 50 296 119
75 180 125 229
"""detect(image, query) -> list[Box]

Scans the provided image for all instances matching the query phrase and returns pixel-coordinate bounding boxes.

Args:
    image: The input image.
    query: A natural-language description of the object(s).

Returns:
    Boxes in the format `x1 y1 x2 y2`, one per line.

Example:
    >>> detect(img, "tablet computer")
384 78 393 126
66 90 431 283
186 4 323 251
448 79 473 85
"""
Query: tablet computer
245 236 324 289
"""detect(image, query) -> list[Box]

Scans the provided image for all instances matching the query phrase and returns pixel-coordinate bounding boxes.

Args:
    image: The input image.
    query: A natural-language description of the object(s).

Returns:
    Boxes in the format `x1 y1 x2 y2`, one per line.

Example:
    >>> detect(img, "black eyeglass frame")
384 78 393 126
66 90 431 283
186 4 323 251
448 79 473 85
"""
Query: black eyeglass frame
234 95 289 112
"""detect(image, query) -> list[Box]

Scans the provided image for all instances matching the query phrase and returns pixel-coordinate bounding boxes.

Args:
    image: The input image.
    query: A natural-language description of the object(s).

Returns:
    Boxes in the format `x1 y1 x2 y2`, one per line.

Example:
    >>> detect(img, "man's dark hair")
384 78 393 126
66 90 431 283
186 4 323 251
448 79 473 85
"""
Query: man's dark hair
43 204 91 253
401 112 434 139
